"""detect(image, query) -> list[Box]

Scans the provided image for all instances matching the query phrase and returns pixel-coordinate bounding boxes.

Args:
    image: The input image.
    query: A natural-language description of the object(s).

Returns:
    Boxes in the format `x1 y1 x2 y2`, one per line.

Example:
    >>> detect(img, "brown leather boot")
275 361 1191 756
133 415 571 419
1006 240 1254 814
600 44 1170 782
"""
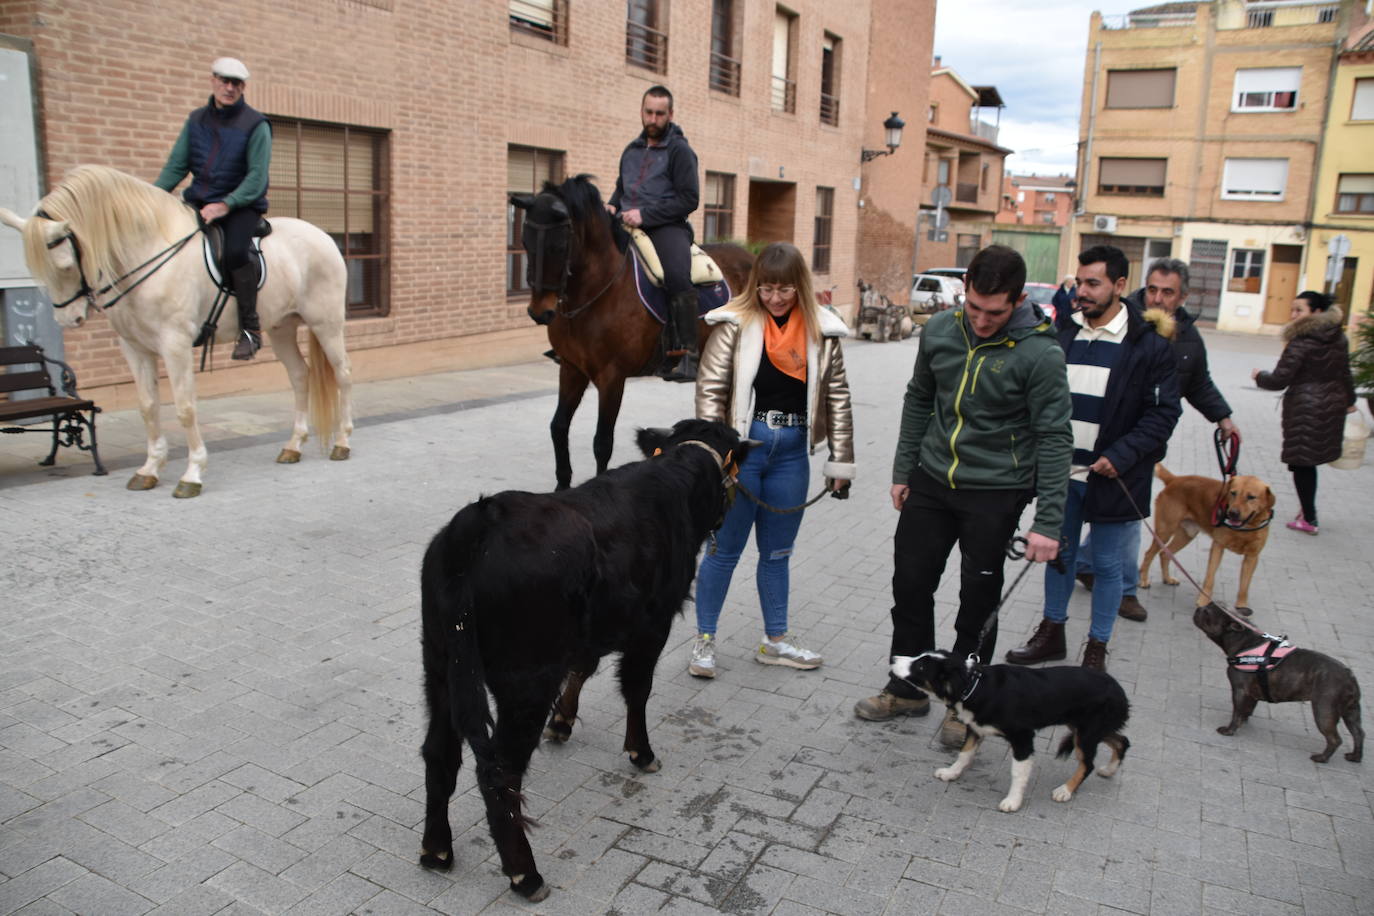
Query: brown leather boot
1081 638 1108 671
1004 620 1067 665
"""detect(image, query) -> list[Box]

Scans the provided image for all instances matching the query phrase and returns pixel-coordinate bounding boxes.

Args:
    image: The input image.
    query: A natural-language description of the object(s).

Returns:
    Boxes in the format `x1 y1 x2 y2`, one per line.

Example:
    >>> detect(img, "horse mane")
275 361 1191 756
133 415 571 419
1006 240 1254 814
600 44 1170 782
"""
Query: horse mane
24 164 194 292
546 174 628 252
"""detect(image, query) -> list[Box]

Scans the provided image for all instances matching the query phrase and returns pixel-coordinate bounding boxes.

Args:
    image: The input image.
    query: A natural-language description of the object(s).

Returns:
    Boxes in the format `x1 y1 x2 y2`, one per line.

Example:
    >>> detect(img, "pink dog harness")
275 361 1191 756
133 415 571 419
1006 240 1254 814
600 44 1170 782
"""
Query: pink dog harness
1228 635 1294 702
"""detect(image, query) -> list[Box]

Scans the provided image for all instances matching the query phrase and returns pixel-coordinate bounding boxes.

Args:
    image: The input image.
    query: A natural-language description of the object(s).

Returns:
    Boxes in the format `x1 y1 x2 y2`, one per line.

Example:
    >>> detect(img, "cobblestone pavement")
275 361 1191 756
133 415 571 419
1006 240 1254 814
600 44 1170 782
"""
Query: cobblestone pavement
2 327 1371 915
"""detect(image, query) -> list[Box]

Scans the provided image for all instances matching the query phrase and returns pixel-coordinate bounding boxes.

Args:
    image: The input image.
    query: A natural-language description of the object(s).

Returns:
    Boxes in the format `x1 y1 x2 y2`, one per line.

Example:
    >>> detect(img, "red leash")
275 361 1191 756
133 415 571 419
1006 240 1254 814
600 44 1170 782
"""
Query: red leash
1210 428 1241 526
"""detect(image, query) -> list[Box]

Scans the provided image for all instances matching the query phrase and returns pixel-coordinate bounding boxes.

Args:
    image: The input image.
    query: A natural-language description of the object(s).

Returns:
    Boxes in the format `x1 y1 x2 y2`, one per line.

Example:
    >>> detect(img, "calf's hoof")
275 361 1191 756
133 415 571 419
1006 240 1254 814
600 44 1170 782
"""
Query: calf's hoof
330 445 351 461
1311 751 1334 763
1236 606 1254 617
510 873 549 901
543 715 572 743
1345 749 1362 762
126 473 158 491
419 847 453 871
172 481 202 499
1217 725 1237 736
276 448 301 464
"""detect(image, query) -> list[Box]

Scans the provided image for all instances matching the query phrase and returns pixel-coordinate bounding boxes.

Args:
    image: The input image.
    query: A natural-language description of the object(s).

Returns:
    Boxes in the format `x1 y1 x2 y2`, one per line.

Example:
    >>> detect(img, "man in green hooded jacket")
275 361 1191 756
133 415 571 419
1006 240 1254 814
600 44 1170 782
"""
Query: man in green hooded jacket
855 245 1073 747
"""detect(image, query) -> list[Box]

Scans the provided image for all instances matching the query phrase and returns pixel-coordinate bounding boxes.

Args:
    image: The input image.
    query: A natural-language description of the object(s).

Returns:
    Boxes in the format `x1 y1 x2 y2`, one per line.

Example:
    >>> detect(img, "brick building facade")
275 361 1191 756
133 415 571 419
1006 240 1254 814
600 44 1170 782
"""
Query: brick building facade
0 0 934 395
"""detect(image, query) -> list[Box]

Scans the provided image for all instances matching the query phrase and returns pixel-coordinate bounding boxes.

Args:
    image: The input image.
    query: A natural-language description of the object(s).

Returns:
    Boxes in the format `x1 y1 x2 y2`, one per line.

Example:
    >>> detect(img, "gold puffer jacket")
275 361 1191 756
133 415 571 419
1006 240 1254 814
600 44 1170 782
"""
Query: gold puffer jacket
694 305 855 481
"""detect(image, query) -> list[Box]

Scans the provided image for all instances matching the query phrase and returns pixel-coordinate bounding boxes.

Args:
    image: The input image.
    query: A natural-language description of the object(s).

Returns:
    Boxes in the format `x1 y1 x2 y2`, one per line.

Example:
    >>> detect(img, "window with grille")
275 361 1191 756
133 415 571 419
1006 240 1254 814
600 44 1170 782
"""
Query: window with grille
813 187 833 274
1098 157 1166 196
1228 249 1265 293
268 119 389 317
709 0 740 96
1233 68 1299 112
703 172 735 242
627 0 667 74
507 146 565 298
771 8 796 113
820 33 840 126
1222 158 1288 201
510 0 567 44
1336 174 1374 214
1105 69 1176 109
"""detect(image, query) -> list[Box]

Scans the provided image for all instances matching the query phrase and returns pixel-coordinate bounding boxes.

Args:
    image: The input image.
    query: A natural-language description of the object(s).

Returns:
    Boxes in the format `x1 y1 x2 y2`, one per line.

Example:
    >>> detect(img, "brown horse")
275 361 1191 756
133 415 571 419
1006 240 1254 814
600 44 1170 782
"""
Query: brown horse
512 175 752 489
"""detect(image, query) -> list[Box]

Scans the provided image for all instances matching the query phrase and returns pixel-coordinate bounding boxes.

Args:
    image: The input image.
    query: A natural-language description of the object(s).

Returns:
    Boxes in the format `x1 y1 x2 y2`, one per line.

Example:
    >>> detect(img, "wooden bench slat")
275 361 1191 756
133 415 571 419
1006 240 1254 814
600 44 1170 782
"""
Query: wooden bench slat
0 395 96 423
0 370 54 395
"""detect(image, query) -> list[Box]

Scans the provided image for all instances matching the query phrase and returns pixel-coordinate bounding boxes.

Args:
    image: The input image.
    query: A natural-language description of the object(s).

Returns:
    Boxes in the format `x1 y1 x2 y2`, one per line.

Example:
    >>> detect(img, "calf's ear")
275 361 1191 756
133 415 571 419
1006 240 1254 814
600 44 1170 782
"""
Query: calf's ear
637 427 675 457
509 194 533 210
0 207 27 231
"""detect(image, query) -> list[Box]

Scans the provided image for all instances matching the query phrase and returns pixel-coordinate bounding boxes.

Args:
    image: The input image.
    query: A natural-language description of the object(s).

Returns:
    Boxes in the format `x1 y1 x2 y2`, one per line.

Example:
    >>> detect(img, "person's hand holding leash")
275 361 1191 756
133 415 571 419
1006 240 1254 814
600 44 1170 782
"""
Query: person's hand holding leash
1090 456 1118 479
621 208 643 228
1023 531 1059 563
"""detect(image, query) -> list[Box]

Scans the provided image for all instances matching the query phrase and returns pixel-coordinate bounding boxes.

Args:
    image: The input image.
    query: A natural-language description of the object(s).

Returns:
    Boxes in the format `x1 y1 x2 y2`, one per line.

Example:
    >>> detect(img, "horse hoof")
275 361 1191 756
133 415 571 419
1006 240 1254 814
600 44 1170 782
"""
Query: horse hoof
419 848 453 871
629 752 661 773
172 481 202 499
510 874 548 901
329 446 350 461
276 449 301 464
126 473 158 491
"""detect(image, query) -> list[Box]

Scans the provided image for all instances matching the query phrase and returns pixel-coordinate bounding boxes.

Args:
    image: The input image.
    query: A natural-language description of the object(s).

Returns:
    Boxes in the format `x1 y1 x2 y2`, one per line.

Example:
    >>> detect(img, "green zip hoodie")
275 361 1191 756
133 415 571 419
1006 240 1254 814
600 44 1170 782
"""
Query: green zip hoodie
892 302 1073 539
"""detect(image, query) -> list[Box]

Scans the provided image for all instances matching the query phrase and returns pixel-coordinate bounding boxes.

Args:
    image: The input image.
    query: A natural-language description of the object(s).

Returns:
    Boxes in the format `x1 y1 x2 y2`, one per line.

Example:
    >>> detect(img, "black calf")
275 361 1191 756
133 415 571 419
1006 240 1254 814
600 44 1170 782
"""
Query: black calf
418 419 752 901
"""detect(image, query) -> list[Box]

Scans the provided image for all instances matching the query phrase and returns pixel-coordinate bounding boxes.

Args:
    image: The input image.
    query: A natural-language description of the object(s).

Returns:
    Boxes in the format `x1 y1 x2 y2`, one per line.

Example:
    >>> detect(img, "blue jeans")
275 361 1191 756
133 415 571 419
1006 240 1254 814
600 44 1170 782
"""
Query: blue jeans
1076 522 1141 598
695 419 809 639
1044 479 1131 643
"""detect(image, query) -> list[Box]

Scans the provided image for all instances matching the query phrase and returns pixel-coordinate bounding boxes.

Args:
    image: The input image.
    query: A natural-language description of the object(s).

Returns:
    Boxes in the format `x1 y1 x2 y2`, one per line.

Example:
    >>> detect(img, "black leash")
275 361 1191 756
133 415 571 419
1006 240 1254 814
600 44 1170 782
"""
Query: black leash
731 478 838 514
971 535 1067 651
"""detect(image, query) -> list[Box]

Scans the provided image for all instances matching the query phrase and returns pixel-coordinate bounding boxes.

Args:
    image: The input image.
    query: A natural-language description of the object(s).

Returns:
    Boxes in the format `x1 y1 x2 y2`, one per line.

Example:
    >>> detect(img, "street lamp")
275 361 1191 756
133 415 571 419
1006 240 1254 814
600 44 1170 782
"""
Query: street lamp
860 112 905 163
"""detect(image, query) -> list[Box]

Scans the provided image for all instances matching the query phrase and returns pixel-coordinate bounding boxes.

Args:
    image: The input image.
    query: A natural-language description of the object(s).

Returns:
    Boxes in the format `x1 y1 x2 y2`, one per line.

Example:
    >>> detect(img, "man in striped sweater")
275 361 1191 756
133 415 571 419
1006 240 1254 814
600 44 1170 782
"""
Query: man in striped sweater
1005 245 1180 671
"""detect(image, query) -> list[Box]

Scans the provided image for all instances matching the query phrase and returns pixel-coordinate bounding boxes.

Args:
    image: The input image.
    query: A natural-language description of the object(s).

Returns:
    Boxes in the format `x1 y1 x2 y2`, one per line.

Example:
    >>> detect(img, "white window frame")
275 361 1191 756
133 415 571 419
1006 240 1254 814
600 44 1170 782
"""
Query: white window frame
1353 78 1374 121
1232 67 1300 113
1221 158 1288 201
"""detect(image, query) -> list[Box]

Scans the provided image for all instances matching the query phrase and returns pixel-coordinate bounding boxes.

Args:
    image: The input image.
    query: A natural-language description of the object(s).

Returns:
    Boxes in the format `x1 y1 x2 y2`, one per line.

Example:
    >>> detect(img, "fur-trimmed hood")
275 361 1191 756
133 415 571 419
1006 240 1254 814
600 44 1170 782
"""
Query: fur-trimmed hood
1283 305 1345 343
1142 307 1177 341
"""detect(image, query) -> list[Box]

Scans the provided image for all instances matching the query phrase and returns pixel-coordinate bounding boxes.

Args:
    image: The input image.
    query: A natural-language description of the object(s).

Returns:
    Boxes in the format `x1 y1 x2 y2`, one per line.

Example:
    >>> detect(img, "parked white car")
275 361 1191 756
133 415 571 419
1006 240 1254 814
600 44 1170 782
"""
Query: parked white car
910 273 965 314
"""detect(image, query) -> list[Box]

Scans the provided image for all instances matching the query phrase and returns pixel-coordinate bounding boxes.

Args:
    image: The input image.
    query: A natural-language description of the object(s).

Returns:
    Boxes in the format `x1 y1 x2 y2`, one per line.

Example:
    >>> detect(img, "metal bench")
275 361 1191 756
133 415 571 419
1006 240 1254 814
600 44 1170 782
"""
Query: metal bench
0 343 107 475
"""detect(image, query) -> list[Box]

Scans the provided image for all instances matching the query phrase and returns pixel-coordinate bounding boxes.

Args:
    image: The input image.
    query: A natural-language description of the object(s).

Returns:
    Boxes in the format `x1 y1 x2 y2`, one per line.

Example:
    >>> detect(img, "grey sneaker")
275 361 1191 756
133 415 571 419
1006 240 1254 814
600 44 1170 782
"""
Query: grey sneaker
755 635 822 669
689 634 717 678
938 707 967 748
854 689 930 721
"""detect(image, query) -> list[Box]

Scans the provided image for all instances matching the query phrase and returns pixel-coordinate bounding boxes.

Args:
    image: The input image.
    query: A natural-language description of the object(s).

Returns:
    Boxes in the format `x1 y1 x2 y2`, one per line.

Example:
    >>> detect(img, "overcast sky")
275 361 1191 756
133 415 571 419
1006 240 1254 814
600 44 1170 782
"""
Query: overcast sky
932 1 1144 177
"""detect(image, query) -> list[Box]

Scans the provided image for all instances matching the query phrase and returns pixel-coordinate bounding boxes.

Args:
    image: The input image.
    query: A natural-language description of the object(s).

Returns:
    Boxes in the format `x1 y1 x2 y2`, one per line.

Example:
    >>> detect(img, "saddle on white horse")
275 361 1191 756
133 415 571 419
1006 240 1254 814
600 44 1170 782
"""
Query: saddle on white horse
625 227 725 288
201 217 271 291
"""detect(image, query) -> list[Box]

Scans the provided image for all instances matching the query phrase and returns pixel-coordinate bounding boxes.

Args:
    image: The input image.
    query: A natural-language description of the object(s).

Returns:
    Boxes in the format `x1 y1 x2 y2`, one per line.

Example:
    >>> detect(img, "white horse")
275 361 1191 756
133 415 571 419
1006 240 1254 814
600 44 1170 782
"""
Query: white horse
0 164 354 498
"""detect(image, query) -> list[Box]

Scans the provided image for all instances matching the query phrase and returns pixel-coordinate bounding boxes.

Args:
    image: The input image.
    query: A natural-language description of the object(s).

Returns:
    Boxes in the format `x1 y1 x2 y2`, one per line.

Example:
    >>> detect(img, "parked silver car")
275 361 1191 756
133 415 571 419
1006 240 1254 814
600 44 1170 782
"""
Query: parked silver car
910 273 965 314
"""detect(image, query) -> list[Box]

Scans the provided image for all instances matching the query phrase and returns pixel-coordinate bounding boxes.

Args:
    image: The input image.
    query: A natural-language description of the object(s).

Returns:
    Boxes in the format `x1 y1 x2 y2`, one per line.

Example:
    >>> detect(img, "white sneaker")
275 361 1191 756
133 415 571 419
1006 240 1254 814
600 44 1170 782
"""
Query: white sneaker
689 634 717 678
755 635 822 669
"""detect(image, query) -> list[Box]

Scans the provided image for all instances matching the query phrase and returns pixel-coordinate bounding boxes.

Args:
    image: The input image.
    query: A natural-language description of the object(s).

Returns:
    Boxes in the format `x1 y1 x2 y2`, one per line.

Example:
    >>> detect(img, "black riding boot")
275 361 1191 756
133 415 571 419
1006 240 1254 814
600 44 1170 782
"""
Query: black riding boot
656 290 701 382
230 264 262 360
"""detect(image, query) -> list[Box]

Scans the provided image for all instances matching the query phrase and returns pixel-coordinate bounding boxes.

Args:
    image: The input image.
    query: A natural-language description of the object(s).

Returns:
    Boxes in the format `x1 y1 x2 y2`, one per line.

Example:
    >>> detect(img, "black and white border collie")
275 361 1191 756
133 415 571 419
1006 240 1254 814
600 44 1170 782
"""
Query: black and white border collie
892 650 1131 813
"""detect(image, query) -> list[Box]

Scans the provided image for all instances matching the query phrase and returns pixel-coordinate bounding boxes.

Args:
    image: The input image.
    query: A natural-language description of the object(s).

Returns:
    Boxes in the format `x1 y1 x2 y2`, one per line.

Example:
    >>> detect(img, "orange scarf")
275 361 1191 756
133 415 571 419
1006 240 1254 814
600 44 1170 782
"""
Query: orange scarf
763 311 807 382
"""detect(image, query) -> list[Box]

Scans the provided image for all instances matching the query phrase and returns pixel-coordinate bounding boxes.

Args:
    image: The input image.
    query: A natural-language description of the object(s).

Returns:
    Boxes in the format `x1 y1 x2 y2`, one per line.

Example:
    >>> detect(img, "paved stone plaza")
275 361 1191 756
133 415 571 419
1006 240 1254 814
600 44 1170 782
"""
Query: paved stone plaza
2 327 1371 915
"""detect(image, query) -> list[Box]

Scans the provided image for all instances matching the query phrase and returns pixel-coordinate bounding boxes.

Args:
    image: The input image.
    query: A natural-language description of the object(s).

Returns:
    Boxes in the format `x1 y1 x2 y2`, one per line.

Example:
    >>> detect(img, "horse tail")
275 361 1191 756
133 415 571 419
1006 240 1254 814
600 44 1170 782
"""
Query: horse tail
307 330 340 453
421 500 497 765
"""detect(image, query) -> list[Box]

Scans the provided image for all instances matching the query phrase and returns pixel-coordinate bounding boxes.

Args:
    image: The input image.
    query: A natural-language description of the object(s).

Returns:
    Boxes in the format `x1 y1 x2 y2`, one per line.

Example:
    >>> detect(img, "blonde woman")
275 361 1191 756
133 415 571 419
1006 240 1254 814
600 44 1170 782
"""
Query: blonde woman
688 242 854 678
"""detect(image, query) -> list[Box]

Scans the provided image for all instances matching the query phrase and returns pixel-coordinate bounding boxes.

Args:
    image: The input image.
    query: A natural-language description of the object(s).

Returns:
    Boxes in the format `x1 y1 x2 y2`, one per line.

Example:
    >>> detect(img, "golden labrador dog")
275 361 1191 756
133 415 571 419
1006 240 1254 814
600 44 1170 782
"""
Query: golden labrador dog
1138 465 1274 615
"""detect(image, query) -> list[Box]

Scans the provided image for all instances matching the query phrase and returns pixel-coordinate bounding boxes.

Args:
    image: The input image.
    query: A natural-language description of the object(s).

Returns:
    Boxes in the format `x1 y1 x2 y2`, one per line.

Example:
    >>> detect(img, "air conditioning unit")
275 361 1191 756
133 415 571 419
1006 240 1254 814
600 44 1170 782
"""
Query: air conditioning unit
1093 214 1118 233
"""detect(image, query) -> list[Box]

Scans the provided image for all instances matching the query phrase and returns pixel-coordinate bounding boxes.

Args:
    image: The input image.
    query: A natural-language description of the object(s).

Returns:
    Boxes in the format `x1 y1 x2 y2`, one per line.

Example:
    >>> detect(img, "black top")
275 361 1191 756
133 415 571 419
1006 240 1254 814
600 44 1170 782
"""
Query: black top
752 313 807 416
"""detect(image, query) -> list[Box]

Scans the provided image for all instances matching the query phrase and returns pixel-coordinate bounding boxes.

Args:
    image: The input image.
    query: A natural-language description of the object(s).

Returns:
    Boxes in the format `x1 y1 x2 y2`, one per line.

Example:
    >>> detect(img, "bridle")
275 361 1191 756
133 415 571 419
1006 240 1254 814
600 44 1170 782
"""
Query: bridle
523 197 630 320
36 208 201 312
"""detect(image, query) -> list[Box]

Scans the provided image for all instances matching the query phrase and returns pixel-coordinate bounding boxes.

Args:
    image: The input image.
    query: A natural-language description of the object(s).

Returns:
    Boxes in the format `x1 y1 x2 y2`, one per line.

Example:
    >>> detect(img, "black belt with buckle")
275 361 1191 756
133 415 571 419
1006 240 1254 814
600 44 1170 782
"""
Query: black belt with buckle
753 410 807 428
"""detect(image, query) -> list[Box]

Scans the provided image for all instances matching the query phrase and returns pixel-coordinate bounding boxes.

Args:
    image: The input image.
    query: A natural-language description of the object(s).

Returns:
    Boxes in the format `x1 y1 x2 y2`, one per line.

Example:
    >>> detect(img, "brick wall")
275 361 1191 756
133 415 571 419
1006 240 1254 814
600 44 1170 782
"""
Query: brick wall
4 0 934 388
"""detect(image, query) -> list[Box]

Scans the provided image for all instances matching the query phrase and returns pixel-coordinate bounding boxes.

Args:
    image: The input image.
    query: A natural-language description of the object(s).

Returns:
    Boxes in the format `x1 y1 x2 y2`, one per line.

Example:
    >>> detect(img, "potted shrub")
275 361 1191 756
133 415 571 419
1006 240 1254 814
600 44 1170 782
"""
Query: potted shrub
1352 309 1374 414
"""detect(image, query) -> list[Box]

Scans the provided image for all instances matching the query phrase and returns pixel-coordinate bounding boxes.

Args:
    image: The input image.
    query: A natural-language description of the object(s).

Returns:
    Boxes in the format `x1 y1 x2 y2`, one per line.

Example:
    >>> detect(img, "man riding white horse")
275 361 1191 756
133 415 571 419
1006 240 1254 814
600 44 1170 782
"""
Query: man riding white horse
155 56 270 361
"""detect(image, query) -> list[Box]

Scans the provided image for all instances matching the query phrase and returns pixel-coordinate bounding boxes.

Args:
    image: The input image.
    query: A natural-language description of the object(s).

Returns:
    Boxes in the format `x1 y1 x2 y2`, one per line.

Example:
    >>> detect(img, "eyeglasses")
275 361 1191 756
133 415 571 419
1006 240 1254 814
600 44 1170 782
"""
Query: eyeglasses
213 76 244 88
758 285 796 299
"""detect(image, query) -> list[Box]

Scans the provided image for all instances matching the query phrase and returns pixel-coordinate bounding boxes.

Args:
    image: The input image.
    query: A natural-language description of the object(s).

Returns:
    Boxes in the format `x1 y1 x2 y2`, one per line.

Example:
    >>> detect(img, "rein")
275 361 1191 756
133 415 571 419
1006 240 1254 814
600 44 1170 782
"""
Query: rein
556 243 631 320
40 215 201 312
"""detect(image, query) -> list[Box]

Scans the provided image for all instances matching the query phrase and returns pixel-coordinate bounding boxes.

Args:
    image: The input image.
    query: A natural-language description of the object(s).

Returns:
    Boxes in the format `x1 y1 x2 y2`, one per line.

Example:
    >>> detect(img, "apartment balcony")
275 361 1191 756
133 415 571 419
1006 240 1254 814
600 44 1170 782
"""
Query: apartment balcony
969 118 999 144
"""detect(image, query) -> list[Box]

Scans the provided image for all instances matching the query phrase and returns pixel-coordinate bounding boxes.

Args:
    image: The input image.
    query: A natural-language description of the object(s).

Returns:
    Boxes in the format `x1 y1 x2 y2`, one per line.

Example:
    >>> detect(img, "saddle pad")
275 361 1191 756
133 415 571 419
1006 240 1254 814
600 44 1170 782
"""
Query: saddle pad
202 235 267 292
626 227 725 287
631 250 732 325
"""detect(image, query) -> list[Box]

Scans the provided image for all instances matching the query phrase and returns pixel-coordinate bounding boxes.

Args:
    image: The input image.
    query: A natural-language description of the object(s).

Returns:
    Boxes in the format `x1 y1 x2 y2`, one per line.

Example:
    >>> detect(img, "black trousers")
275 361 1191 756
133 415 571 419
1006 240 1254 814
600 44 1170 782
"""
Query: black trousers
643 221 694 295
886 467 1031 698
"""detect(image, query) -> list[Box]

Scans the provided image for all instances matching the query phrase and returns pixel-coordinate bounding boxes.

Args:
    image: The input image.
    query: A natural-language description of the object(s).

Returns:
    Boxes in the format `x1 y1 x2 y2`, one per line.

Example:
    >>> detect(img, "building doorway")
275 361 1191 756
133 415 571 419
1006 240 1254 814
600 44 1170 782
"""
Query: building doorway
1189 238 1228 323
747 179 796 246
1333 257 1359 313
1263 244 1303 324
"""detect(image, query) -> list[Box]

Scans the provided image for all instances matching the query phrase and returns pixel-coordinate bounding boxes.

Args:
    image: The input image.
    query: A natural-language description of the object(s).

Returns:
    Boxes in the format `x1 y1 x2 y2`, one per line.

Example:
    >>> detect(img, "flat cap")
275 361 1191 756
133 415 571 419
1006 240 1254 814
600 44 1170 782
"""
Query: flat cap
211 57 250 81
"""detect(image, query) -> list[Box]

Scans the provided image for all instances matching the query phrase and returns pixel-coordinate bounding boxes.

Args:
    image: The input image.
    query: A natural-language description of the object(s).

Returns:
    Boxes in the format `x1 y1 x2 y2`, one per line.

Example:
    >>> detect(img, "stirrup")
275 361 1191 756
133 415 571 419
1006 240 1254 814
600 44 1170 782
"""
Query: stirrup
231 329 262 361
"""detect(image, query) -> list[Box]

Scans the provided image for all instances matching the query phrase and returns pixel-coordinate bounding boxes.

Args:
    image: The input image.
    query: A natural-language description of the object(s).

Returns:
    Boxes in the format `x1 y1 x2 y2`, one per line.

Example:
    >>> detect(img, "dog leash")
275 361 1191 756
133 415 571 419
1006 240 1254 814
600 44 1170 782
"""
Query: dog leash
970 535 1068 651
1207 429 1271 531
